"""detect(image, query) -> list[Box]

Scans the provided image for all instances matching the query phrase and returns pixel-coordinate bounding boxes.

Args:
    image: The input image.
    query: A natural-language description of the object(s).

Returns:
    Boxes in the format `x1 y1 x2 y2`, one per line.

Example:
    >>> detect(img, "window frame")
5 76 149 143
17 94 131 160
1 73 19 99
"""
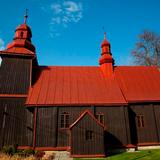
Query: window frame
95 113 104 124
85 130 94 140
137 114 145 128
60 112 69 129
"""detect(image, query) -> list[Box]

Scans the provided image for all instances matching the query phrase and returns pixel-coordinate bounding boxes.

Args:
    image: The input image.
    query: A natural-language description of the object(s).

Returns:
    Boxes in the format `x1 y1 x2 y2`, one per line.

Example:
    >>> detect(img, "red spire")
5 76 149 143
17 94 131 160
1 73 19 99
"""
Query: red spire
2 11 35 56
99 33 114 78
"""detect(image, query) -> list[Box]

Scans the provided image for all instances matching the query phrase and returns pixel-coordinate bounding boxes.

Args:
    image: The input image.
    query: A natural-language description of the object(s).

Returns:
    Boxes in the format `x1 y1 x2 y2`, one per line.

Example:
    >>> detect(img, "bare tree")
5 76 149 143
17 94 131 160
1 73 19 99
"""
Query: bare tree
132 30 160 66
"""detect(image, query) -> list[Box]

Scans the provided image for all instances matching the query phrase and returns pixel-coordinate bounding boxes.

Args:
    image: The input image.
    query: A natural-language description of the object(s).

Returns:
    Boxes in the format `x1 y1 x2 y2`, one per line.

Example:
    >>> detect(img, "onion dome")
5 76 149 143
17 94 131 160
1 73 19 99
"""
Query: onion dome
1 10 36 56
99 33 114 77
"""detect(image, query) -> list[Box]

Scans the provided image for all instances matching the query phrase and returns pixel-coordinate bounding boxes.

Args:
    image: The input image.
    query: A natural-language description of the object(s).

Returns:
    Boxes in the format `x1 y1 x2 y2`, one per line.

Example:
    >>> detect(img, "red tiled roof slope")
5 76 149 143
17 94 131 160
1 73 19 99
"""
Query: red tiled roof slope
115 66 160 102
26 66 127 106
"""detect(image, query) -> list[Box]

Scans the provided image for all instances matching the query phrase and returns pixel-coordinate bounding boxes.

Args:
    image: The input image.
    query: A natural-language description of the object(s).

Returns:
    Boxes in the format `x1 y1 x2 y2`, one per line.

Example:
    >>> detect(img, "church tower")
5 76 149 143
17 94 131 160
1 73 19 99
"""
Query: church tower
0 12 37 94
0 12 36 148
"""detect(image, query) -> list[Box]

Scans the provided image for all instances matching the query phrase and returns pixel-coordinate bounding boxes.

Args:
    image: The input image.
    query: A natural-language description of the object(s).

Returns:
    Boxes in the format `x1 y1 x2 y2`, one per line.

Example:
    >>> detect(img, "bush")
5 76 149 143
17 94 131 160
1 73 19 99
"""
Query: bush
17 149 35 157
1 145 17 155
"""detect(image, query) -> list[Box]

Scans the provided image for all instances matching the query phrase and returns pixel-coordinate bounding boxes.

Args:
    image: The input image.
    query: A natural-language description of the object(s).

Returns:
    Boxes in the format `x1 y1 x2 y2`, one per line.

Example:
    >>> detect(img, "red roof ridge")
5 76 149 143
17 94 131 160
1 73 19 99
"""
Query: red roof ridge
69 109 105 129
38 66 100 68
115 65 158 69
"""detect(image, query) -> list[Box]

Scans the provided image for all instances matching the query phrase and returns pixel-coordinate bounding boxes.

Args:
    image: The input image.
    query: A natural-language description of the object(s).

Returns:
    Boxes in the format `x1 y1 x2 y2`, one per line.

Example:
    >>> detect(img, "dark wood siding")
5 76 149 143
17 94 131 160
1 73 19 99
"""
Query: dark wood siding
0 98 33 148
57 106 92 147
71 114 104 155
153 104 160 142
36 107 57 147
130 104 159 144
96 106 128 148
0 56 31 94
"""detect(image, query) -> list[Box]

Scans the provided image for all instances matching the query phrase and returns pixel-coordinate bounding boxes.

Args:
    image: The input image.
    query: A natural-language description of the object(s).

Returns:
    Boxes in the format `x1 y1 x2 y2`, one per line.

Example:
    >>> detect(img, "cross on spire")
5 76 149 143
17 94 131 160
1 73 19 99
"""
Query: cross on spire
24 9 28 24
102 26 106 40
104 32 106 40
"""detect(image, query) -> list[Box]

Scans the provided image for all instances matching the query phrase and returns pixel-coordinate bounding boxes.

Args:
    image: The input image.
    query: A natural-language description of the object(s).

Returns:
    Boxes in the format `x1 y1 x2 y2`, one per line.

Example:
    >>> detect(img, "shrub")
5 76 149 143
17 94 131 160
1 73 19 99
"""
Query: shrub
1 145 17 155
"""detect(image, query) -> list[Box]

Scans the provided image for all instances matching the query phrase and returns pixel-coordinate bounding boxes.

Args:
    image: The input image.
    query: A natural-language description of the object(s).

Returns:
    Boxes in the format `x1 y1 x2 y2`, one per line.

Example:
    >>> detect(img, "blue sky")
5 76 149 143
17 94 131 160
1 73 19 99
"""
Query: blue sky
0 0 160 66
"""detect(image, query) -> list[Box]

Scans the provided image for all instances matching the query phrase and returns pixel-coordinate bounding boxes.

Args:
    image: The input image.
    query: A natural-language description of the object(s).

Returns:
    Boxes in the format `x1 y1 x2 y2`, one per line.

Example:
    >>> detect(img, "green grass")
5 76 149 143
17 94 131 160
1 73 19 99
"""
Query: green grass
74 149 160 160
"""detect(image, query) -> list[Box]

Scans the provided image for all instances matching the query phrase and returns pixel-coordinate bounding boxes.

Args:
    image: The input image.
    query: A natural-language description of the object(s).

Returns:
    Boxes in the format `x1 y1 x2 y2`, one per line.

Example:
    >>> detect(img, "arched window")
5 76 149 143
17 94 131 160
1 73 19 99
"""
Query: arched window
95 113 104 124
60 112 69 128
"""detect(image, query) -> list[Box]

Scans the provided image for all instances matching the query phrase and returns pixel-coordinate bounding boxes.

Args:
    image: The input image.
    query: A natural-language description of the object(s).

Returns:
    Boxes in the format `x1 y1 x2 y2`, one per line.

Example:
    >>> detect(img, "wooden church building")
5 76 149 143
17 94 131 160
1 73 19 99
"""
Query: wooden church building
0 15 160 158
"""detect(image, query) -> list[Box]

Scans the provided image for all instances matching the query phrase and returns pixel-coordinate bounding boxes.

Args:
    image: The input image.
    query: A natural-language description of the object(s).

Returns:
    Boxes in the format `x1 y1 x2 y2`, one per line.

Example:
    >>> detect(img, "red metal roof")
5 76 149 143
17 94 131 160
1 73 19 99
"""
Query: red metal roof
26 66 127 106
0 47 35 56
115 66 160 102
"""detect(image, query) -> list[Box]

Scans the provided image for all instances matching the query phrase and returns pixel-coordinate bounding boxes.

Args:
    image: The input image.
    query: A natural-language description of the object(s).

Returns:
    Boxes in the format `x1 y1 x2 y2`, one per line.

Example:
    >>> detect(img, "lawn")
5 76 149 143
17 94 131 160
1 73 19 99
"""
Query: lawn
74 149 160 160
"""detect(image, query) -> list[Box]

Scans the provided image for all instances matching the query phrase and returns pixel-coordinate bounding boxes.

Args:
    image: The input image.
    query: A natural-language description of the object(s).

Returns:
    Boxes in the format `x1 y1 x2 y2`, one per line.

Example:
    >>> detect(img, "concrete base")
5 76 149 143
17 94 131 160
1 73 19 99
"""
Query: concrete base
43 151 72 160
138 145 160 150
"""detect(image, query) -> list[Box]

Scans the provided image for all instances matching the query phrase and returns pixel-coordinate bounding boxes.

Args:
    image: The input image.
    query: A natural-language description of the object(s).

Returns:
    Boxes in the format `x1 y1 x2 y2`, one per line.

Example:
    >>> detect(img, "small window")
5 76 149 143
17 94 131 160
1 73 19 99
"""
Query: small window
137 115 145 128
20 31 24 38
60 112 69 128
95 113 104 124
86 130 93 140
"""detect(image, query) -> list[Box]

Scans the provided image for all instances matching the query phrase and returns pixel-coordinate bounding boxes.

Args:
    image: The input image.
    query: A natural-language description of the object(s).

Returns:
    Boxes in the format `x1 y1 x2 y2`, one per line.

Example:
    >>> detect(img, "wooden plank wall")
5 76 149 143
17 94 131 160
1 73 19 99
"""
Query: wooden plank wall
96 106 129 148
152 104 160 143
0 56 31 94
57 106 92 147
35 104 160 150
36 106 128 149
0 98 33 148
130 104 159 144
36 107 57 147
71 113 104 155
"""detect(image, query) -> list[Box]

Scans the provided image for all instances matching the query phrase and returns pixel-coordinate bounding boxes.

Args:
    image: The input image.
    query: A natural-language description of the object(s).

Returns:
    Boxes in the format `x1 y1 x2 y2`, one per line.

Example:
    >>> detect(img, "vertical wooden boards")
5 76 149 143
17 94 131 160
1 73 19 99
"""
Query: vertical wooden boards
0 98 33 147
0 56 31 94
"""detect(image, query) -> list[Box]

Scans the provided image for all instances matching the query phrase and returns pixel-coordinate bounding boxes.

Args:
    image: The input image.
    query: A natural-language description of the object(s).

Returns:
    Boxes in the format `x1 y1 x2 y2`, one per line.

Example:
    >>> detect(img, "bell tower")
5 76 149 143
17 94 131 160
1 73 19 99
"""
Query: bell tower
99 33 114 78
0 12 37 94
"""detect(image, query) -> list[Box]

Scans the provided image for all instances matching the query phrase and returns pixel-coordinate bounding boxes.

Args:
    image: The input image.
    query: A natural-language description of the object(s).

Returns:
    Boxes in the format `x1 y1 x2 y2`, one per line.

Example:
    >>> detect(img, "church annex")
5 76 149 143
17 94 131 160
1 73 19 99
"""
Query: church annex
0 15 160 158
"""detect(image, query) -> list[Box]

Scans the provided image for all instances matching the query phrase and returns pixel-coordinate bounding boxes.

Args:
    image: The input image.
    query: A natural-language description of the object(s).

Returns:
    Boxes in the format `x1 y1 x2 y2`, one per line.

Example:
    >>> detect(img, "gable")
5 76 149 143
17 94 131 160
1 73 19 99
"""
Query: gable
70 110 104 129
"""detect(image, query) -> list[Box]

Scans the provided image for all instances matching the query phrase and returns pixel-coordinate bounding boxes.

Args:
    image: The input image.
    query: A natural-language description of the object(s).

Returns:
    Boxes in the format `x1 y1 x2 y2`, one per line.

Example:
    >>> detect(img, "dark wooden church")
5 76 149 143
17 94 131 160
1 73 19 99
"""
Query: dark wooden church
0 15 160 158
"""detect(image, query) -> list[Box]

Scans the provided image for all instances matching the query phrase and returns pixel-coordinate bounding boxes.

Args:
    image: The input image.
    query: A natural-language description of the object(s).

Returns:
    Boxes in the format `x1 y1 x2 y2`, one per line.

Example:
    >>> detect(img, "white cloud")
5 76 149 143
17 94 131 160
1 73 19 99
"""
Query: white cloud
64 1 82 12
0 38 5 50
51 4 62 14
50 1 83 26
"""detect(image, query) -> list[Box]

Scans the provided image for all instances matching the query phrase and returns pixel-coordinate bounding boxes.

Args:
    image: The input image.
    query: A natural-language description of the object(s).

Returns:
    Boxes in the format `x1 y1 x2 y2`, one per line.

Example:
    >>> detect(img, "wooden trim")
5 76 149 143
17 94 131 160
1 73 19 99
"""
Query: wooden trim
70 109 105 129
26 102 128 107
126 144 136 148
33 107 37 148
128 100 160 103
17 146 33 150
71 154 105 158
0 94 27 98
34 147 69 151
137 142 160 146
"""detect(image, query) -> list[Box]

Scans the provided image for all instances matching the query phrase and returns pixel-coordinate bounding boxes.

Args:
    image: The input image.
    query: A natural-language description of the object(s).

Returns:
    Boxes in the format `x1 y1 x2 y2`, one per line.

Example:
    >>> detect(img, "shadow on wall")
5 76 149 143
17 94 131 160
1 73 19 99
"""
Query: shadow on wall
104 131 126 156
128 107 138 145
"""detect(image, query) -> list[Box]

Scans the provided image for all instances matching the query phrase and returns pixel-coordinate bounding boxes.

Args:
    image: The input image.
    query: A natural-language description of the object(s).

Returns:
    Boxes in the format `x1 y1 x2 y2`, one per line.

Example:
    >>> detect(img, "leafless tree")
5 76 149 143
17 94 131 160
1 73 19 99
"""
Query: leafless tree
132 30 160 66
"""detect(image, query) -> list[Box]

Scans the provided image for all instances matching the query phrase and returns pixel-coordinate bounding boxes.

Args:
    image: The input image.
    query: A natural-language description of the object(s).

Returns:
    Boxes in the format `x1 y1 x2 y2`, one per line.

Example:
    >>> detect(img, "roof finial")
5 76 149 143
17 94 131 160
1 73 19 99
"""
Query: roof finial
104 32 106 40
102 26 106 40
24 9 28 24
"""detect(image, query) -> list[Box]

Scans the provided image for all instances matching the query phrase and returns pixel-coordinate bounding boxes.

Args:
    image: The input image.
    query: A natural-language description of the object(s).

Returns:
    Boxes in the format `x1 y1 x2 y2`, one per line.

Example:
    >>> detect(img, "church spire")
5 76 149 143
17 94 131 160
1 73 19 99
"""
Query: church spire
3 11 36 56
99 33 114 78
